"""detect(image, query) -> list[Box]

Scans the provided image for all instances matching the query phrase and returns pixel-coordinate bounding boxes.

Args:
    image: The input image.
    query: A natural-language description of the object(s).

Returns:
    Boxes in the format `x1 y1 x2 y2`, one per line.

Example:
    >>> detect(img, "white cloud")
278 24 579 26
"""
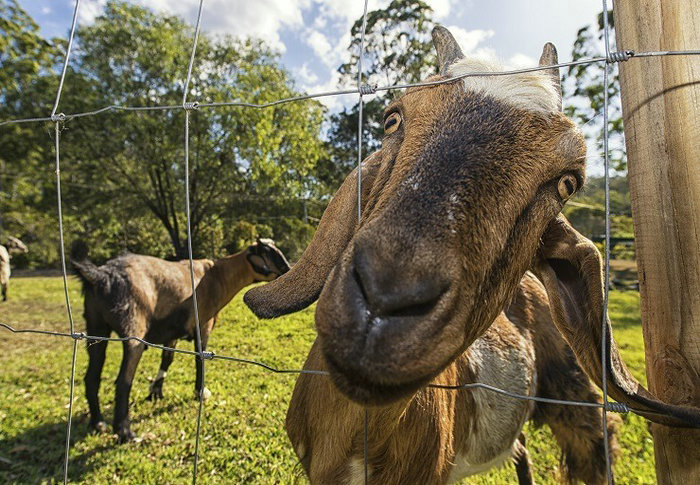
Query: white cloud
446 25 494 54
77 0 107 25
306 29 332 60
506 53 537 69
294 63 319 86
77 0 314 54
41 6 52 14
427 0 452 20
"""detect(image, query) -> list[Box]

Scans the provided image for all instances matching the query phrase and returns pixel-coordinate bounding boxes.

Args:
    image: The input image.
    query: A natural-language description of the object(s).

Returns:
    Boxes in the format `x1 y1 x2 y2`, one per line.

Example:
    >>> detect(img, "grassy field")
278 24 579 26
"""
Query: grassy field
0 276 655 484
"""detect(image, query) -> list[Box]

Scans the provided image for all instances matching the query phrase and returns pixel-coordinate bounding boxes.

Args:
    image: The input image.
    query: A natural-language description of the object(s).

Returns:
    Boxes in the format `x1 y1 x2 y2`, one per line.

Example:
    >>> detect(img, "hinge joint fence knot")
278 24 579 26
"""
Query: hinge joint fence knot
607 50 635 63
359 84 377 95
183 101 200 111
605 402 630 414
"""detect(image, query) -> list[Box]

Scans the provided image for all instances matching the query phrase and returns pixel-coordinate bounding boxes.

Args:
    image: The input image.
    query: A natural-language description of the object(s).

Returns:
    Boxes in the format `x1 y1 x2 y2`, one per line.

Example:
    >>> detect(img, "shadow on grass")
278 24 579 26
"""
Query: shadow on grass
0 402 183 483
0 416 96 483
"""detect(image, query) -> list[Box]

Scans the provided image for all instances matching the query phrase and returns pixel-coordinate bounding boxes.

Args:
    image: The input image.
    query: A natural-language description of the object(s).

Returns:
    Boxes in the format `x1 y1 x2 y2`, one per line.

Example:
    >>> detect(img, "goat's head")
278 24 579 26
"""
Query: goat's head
5 236 28 255
246 238 291 282
246 27 700 427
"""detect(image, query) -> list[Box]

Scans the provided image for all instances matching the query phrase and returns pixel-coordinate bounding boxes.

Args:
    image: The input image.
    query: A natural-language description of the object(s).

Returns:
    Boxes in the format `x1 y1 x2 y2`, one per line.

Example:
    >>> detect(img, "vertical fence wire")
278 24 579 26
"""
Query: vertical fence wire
51 0 81 118
600 1 613 483
357 0 370 225
356 1 370 482
181 1 207 483
49 0 83 482
56 121 79 485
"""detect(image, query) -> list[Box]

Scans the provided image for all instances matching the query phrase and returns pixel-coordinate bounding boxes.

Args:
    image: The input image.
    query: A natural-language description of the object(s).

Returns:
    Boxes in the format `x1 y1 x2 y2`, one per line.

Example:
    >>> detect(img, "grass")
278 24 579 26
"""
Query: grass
0 276 656 484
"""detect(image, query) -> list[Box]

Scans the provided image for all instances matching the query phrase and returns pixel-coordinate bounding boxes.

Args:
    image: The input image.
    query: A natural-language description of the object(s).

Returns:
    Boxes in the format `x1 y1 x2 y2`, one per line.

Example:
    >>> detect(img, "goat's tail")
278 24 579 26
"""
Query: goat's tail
70 240 108 290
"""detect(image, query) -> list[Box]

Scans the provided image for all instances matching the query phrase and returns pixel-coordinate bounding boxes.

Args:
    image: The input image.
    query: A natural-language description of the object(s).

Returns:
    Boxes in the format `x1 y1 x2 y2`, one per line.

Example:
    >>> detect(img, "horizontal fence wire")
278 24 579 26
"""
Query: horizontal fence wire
0 321 629 412
1 0 699 483
1 51 699 127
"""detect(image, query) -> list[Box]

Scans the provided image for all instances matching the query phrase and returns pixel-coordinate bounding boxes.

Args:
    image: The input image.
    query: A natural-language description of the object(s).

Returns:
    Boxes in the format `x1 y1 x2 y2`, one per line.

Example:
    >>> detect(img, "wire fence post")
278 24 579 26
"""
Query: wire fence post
356 1 371 483
599 2 614 484
47 0 83 482
181 1 207 483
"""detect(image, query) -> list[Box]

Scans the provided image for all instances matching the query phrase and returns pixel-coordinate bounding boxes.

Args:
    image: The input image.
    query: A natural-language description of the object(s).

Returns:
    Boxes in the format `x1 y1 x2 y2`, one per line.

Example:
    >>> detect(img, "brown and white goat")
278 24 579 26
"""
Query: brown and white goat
245 27 700 484
0 236 28 302
71 239 290 442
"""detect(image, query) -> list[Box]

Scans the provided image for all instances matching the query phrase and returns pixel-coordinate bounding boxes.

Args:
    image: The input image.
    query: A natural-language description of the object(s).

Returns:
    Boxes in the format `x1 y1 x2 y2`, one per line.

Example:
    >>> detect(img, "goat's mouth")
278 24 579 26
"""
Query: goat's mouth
315 261 467 406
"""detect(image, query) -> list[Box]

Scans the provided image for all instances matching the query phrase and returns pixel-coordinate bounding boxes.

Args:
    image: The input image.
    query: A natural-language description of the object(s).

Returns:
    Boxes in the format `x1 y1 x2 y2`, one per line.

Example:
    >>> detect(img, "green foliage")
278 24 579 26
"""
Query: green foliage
0 278 656 483
563 175 635 260
0 0 328 264
325 0 437 189
562 10 626 171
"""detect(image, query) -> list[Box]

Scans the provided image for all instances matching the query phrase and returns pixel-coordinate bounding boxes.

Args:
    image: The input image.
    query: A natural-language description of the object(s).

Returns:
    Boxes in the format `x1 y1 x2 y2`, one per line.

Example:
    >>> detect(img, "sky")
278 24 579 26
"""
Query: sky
22 0 604 112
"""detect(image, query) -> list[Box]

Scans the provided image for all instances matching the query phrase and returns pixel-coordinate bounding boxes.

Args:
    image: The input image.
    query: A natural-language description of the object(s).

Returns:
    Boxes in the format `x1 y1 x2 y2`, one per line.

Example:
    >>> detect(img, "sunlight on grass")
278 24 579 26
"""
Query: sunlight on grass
0 277 655 483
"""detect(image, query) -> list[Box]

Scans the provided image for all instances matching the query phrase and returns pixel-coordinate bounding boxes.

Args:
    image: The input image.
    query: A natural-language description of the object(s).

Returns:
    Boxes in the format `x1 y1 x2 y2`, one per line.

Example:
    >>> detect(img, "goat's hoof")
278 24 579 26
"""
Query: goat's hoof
194 387 212 401
115 427 136 444
147 389 163 401
89 420 109 434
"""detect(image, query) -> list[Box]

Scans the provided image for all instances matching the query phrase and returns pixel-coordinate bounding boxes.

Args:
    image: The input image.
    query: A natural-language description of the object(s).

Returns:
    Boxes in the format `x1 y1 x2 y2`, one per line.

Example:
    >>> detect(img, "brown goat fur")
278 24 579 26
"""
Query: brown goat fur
72 240 289 442
246 25 699 484
287 275 618 484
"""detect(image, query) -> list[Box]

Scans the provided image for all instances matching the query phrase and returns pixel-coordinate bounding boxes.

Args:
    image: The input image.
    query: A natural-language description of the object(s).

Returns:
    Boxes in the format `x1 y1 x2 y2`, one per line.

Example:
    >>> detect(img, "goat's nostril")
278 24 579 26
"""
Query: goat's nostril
352 245 447 317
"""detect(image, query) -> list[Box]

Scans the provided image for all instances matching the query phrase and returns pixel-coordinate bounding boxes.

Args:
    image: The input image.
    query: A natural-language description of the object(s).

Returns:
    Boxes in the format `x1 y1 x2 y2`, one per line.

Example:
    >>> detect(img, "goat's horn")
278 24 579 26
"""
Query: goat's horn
538 43 562 111
432 26 464 75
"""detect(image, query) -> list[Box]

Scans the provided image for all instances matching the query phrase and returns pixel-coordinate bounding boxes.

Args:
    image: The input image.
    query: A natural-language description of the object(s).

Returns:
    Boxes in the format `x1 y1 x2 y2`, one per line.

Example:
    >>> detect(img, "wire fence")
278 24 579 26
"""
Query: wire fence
0 0 698 483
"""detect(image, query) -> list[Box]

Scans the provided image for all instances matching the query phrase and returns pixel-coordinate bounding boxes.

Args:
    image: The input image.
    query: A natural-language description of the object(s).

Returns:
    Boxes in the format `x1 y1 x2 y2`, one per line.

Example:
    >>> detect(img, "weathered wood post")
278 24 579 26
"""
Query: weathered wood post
613 1 700 482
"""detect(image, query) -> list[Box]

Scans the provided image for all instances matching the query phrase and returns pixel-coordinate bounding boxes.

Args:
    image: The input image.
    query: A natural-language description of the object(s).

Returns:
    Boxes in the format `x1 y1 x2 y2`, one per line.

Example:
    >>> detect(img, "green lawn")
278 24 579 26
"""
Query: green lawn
0 276 655 483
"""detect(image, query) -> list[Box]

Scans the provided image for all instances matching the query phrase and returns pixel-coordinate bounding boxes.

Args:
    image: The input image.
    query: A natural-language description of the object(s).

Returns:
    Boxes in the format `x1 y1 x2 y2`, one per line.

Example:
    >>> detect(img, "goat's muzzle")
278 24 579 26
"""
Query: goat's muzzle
315 238 467 406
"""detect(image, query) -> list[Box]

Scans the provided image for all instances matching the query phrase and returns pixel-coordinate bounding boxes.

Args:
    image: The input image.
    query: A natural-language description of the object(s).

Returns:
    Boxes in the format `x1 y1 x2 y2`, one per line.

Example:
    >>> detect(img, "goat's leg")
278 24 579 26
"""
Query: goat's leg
147 340 177 401
113 339 145 443
534 368 620 484
193 318 215 401
512 432 534 485
1 282 7 301
84 325 110 433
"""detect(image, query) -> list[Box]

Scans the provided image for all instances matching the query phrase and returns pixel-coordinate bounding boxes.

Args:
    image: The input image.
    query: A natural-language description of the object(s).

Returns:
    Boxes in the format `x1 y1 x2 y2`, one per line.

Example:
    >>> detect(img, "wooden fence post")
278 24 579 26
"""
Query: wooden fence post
613 1 700 482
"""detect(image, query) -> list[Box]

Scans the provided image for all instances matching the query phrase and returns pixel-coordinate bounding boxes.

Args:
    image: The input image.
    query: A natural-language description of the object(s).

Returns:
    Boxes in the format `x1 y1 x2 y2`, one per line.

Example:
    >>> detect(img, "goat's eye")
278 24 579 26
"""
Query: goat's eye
384 112 402 135
557 174 578 201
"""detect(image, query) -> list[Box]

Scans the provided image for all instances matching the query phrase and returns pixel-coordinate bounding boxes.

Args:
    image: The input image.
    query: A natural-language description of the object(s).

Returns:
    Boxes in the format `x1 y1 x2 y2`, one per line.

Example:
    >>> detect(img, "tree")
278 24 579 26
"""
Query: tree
62 1 327 258
562 10 626 171
0 0 328 265
0 0 67 266
324 0 436 190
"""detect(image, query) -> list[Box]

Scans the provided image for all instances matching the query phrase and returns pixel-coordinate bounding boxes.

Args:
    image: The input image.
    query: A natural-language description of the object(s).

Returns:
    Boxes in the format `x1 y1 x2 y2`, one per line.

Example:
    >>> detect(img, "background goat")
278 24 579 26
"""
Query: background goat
72 239 290 442
0 236 28 301
245 27 700 483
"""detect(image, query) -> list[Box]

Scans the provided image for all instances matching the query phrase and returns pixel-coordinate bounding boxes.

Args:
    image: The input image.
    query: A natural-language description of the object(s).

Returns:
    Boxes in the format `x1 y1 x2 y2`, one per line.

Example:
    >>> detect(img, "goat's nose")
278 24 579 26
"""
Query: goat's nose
352 243 448 316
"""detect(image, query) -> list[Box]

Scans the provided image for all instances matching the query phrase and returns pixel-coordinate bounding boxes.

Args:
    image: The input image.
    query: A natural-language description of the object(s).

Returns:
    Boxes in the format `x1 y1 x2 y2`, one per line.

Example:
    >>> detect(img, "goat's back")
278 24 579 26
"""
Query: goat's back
78 253 213 335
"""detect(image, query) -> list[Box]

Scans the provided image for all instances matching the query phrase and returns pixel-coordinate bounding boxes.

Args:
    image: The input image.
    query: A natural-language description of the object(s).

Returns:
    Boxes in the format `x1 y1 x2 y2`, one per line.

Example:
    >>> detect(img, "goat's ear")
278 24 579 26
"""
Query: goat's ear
533 215 700 428
244 152 383 318
538 43 562 111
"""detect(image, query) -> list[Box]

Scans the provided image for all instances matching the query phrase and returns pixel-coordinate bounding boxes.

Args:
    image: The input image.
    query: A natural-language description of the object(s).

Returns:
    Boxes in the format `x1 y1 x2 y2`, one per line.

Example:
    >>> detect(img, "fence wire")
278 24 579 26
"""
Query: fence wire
0 0 698 484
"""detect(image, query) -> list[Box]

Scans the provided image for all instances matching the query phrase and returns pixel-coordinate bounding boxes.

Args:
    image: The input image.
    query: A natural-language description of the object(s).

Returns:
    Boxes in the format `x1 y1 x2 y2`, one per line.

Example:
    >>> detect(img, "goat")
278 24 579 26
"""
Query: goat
71 239 290 442
245 27 700 484
0 236 28 301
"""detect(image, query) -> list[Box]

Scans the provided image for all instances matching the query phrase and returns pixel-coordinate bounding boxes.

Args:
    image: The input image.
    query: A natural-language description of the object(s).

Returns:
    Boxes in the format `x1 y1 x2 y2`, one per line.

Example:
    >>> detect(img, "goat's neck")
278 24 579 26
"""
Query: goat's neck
188 250 254 326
